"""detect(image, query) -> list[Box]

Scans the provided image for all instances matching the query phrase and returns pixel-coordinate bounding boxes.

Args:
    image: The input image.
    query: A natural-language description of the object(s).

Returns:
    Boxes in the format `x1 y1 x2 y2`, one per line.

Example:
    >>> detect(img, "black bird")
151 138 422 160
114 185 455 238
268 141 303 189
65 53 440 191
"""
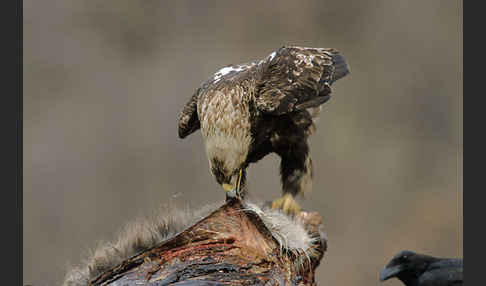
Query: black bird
380 250 463 286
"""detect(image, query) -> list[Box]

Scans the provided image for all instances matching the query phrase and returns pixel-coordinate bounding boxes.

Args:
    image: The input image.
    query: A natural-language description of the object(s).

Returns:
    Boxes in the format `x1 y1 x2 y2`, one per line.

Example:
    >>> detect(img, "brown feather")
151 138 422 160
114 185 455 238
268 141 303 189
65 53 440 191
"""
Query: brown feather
177 46 349 198
255 46 348 115
178 89 200 138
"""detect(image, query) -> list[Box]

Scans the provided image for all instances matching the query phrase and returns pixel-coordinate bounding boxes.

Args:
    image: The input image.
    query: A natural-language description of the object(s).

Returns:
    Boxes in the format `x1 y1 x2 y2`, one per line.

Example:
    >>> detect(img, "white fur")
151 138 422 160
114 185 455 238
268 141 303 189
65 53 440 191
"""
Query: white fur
244 202 320 269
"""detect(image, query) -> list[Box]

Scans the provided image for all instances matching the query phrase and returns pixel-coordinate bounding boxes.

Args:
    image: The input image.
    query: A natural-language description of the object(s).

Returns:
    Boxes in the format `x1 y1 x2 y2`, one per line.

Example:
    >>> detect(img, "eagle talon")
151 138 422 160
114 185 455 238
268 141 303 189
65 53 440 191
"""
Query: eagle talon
271 194 301 215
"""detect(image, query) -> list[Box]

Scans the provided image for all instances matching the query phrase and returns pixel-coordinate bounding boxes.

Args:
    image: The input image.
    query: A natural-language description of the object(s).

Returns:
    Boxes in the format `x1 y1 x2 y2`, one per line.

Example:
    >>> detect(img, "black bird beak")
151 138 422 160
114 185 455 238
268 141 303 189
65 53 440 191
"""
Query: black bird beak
379 265 402 281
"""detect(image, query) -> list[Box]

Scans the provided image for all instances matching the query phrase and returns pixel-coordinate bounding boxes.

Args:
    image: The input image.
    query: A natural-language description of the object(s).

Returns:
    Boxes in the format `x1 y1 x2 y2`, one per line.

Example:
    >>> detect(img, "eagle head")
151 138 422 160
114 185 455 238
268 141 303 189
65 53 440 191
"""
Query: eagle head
205 134 251 193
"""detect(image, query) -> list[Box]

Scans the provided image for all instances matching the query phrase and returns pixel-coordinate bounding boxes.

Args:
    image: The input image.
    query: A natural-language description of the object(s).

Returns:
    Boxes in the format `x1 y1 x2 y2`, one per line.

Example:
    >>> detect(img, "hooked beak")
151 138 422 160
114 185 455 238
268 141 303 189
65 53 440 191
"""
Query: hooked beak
379 265 402 281
222 169 243 198
222 183 235 192
222 183 237 198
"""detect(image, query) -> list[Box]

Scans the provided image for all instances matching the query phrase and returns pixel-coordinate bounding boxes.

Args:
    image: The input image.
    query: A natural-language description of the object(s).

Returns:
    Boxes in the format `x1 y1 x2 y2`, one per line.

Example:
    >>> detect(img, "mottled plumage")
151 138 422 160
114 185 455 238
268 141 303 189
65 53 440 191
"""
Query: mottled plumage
178 46 349 212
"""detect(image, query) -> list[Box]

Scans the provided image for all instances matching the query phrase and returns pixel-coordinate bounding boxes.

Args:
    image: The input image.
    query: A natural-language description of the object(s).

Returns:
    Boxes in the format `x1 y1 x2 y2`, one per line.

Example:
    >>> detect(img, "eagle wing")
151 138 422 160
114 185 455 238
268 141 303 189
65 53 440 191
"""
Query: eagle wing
178 89 200 139
255 46 349 115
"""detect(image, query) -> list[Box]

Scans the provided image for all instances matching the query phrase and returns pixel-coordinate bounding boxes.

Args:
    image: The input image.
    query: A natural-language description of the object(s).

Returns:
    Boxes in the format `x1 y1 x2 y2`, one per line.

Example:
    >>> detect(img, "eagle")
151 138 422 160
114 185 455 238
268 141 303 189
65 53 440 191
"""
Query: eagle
178 46 349 214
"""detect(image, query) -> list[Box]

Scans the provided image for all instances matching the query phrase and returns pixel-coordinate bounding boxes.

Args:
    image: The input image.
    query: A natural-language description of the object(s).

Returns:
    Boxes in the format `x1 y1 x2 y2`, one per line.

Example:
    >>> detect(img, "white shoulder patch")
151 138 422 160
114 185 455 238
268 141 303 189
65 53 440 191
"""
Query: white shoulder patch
258 51 277 65
211 61 260 83
268 51 276 61
213 65 246 82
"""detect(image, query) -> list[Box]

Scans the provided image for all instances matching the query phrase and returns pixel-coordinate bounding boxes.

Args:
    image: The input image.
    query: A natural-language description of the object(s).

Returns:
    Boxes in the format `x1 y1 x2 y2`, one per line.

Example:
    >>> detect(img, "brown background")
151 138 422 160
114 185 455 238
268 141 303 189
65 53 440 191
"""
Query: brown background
24 1 462 285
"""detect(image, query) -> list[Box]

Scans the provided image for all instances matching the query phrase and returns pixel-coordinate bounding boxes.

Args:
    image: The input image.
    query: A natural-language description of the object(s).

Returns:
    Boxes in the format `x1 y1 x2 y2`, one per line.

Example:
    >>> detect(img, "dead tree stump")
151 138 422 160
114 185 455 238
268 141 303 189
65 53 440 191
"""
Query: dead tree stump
90 198 327 285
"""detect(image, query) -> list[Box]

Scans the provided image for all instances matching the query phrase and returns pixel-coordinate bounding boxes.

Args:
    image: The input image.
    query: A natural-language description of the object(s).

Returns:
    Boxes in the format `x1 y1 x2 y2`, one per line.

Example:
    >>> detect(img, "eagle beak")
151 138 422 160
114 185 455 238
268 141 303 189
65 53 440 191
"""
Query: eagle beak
222 183 237 199
222 169 243 199
222 183 235 192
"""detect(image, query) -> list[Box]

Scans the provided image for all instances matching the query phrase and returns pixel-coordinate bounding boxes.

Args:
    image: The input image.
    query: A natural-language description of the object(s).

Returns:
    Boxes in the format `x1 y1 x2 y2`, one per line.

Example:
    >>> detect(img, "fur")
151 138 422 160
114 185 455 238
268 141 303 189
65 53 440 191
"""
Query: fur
63 200 318 286
245 202 320 270
62 202 219 286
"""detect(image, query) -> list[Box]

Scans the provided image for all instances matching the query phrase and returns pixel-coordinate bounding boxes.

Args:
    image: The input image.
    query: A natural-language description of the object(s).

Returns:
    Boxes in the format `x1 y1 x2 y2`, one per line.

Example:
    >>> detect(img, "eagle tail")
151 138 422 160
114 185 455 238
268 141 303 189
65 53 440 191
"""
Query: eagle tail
330 53 349 83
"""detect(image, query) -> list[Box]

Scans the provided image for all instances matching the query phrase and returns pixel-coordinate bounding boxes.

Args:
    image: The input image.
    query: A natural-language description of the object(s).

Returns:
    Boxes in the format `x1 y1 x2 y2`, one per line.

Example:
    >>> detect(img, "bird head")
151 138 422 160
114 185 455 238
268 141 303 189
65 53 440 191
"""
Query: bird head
210 157 244 196
205 134 251 196
380 250 430 284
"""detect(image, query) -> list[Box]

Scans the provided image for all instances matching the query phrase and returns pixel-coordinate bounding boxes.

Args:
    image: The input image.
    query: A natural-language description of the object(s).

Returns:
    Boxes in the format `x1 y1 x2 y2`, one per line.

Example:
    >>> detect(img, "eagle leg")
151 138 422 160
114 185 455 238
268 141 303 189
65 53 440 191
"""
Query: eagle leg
271 193 301 215
271 135 312 215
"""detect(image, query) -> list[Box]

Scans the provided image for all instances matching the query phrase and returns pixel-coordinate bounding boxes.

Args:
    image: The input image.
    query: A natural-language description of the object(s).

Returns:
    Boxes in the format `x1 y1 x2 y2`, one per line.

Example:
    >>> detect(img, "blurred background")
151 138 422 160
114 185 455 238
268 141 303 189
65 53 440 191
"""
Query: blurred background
24 1 462 285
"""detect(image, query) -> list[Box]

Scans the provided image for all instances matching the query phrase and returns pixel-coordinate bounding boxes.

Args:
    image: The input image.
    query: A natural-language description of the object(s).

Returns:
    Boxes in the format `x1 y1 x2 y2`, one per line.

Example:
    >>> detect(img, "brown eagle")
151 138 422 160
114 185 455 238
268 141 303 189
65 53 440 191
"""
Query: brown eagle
178 46 349 214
